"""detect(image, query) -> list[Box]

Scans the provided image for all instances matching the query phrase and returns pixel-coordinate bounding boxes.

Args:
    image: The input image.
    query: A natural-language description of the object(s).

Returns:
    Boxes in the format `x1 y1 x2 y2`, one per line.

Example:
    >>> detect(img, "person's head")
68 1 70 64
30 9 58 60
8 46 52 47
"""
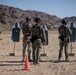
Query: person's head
15 22 18 27
62 19 67 25
26 16 31 22
34 17 41 24
70 22 73 27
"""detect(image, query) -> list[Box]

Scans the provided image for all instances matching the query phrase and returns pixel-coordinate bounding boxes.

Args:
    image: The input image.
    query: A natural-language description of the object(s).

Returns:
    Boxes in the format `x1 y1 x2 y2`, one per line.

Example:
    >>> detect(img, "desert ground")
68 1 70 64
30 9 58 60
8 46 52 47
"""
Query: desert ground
0 30 76 75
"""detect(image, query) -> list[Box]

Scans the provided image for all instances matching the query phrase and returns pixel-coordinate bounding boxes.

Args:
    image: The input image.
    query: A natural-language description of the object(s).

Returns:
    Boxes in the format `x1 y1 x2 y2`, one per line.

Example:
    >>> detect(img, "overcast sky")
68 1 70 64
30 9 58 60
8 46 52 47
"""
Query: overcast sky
0 0 76 18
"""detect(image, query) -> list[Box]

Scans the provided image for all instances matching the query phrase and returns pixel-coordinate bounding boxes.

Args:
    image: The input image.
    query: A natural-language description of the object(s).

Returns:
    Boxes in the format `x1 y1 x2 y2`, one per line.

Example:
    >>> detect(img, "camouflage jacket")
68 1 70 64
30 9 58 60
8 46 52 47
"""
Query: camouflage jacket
58 25 72 36
21 22 32 37
31 24 46 42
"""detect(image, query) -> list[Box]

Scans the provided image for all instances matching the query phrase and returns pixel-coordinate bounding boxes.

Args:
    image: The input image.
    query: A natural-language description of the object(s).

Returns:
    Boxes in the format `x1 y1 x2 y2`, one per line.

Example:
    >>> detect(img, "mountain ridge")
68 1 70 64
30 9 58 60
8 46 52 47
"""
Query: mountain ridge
0 4 76 31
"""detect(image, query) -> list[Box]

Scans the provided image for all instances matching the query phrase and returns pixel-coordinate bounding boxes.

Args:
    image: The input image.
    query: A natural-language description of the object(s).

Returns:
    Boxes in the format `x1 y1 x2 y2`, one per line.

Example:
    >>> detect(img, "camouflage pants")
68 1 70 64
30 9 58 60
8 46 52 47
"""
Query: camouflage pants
22 36 31 60
58 41 69 60
32 39 42 64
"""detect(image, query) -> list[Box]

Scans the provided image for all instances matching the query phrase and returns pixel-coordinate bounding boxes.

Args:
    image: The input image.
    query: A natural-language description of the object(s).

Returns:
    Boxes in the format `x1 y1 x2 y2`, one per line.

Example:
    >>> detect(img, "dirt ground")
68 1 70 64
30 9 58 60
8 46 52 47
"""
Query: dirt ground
0 30 76 75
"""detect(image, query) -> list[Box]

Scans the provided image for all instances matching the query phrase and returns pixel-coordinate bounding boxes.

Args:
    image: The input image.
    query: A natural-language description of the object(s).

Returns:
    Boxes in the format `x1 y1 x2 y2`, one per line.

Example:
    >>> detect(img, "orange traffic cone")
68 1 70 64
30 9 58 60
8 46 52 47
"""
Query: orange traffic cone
24 55 31 70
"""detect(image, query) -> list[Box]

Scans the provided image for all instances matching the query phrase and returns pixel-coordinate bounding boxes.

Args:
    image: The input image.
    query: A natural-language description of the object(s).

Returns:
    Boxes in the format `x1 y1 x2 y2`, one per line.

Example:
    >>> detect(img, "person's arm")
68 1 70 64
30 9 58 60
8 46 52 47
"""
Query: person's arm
58 27 61 36
30 25 33 37
41 26 46 43
66 26 72 35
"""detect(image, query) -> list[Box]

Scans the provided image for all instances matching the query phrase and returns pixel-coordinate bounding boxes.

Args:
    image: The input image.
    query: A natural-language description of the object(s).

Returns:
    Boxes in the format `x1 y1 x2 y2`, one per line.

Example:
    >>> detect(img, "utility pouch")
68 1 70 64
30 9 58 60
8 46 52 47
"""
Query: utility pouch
59 36 65 41
59 36 70 42
65 37 70 43
30 36 39 43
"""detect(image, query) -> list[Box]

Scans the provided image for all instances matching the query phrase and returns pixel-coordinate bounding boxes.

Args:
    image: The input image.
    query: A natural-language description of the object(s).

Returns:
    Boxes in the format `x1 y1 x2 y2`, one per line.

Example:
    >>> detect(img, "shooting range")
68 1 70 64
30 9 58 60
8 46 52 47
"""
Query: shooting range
69 22 76 56
10 23 20 56
40 25 48 56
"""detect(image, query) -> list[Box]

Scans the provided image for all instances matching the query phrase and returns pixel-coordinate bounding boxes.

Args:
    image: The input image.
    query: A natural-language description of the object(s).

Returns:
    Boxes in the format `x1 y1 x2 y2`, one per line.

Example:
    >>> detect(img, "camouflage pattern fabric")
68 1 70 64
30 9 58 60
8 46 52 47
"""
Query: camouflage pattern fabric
58 24 72 61
21 23 32 61
31 24 46 64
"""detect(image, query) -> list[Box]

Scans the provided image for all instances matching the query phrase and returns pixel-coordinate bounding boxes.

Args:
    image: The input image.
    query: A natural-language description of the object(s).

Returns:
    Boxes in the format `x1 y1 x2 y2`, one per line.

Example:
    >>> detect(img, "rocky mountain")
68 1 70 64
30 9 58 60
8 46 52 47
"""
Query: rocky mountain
0 5 60 31
55 16 76 28
0 5 76 31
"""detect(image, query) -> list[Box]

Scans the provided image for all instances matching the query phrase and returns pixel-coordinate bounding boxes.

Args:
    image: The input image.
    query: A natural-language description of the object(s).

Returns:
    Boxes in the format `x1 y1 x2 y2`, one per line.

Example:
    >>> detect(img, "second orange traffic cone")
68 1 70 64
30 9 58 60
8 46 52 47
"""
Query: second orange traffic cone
24 55 31 70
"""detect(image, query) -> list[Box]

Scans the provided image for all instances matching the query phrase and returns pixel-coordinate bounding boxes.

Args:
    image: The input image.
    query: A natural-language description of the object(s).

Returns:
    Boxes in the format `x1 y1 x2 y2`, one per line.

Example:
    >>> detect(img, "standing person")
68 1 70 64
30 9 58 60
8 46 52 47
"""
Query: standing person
30 17 46 64
58 19 72 61
21 16 32 62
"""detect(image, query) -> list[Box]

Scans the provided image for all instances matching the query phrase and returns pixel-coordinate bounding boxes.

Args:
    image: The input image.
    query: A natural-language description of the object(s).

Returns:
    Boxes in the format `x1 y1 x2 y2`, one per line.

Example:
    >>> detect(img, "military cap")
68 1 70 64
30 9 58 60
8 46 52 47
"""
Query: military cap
26 16 31 20
35 17 41 23
62 19 67 24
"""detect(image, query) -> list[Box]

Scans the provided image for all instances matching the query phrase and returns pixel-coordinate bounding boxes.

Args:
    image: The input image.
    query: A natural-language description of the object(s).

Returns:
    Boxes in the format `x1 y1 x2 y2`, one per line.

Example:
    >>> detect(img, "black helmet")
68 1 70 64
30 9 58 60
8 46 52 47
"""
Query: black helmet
35 17 41 23
62 19 67 24
26 16 31 20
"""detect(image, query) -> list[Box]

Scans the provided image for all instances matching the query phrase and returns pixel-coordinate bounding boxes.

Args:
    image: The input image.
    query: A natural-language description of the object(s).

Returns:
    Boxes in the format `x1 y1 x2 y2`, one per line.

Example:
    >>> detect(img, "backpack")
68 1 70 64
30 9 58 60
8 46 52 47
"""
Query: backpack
22 23 31 36
30 25 42 43
32 25 41 36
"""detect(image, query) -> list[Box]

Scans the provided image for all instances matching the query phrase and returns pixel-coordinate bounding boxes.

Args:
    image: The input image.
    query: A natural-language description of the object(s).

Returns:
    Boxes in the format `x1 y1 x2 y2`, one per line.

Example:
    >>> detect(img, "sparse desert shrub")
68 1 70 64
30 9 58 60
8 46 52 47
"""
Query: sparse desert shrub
0 19 6 24
0 31 1 34
1 12 6 16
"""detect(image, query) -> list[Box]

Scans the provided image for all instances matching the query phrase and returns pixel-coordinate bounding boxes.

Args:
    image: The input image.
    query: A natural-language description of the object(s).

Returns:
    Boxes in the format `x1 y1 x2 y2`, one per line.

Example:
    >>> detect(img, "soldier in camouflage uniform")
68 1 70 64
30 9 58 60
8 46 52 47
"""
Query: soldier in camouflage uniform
58 19 72 61
21 16 32 62
30 17 46 64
